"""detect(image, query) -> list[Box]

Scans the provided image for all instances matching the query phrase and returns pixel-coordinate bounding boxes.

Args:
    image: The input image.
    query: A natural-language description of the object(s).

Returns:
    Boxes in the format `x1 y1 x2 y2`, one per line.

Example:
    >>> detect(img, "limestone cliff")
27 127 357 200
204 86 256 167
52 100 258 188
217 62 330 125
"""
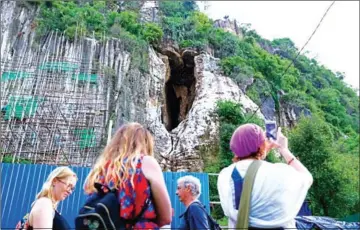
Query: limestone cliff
1 1 268 171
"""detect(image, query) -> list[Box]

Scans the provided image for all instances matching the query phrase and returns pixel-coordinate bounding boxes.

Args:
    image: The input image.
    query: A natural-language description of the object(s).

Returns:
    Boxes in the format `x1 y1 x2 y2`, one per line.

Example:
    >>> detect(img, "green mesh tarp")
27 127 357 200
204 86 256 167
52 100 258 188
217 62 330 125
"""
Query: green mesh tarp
341 213 360 222
74 128 96 149
38 62 78 72
72 73 98 84
1 72 31 81
3 96 43 120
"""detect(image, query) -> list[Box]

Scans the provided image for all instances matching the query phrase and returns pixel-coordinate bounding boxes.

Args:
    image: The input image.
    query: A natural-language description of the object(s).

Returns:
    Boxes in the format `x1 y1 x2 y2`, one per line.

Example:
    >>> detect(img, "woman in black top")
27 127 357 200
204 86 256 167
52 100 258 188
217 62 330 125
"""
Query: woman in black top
26 166 77 229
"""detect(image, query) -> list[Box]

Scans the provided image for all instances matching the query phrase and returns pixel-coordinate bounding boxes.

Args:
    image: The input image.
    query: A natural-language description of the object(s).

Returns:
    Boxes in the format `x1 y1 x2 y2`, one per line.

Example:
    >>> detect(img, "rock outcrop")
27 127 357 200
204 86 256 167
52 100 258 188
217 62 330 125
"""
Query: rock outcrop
213 17 243 38
139 0 160 23
157 52 263 171
279 102 312 128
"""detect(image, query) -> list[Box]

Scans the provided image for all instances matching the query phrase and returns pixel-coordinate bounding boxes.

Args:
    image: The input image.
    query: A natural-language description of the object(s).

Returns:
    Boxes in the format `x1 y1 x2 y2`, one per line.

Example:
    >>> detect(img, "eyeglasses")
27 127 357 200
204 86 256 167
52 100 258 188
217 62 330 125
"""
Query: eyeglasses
57 179 75 192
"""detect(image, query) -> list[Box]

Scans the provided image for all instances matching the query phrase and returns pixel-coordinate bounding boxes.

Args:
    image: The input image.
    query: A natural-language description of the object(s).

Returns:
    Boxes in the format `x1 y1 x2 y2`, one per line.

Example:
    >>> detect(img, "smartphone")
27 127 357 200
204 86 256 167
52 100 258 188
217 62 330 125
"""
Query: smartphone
265 120 277 140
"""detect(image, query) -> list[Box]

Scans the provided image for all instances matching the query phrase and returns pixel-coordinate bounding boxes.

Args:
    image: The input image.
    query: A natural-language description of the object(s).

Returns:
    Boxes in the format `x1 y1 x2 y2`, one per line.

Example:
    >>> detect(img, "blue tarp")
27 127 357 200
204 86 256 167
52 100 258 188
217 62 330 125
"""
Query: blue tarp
1 163 210 229
296 216 360 229
297 200 312 216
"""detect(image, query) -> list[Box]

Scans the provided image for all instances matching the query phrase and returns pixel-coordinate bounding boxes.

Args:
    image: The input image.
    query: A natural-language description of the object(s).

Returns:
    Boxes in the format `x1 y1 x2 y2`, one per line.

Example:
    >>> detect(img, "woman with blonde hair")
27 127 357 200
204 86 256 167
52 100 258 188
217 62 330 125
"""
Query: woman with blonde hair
84 122 172 229
17 166 77 229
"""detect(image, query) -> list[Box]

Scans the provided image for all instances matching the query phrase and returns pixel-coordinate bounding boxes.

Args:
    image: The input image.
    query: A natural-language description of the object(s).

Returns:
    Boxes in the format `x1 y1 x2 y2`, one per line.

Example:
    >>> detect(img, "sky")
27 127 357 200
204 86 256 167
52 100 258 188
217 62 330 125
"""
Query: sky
198 1 359 90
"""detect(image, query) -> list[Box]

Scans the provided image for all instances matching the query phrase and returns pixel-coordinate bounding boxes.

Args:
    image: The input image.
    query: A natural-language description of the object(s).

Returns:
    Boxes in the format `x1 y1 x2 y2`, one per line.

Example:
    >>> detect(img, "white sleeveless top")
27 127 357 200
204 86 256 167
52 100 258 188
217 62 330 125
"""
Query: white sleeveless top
217 160 311 229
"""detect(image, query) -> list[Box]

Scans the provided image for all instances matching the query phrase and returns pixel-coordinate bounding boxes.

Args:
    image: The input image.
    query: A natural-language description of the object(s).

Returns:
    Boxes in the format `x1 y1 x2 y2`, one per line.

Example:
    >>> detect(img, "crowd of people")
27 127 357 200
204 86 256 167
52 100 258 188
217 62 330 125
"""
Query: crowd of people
17 122 312 230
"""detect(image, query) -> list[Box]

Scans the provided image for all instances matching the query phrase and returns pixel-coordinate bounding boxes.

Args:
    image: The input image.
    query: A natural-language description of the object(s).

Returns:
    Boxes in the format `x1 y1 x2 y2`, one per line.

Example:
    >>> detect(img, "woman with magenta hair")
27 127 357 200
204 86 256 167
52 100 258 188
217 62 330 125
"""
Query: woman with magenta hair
217 123 313 229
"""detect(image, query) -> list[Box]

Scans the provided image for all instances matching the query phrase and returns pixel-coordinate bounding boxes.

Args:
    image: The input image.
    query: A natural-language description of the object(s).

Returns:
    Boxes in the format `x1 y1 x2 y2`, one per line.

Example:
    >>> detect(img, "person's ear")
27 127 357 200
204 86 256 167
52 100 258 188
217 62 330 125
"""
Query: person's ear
232 156 240 163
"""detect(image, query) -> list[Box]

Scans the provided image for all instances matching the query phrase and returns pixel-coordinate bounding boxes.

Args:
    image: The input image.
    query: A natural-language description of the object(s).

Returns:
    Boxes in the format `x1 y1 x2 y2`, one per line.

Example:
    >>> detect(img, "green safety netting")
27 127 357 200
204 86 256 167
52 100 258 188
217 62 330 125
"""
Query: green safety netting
2 96 44 120
341 213 360 222
72 73 98 84
74 128 96 149
1 71 32 81
38 62 78 72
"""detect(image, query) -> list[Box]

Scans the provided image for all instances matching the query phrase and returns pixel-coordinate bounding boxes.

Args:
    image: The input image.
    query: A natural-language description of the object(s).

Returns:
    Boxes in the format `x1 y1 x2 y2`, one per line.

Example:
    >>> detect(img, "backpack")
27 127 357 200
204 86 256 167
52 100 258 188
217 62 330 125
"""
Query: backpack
15 213 30 230
75 183 150 230
185 202 222 230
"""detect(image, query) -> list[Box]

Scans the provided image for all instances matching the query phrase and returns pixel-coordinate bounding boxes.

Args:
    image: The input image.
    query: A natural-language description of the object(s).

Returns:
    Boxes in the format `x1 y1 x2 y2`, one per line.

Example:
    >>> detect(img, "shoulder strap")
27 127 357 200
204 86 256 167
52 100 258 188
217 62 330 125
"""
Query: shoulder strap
235 160 263 229
190 202 218 227
183 202 203 221
93 182 150 224
191 201 208 216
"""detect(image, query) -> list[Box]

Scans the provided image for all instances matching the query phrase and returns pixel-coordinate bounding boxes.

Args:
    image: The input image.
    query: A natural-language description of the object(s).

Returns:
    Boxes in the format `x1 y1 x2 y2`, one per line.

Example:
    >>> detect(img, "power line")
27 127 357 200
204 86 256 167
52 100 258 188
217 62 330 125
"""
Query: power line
244 1 336 124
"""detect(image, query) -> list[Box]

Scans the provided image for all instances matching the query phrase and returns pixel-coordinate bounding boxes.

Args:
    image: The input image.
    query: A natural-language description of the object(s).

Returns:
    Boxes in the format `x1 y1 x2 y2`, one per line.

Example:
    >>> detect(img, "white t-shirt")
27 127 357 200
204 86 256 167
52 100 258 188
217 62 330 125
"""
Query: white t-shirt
217 159 311 229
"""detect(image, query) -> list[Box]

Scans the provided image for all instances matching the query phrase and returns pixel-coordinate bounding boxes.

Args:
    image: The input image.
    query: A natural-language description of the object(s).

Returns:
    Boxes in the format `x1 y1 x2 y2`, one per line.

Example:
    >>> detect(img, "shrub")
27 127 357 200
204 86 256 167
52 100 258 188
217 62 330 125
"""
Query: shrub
209 29 239 58
142 23 164 46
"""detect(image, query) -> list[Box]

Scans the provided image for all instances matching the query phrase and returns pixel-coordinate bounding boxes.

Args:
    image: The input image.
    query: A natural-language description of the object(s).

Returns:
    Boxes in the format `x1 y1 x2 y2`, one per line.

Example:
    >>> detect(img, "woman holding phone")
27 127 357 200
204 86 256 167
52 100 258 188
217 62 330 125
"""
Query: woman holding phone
217 123 313 229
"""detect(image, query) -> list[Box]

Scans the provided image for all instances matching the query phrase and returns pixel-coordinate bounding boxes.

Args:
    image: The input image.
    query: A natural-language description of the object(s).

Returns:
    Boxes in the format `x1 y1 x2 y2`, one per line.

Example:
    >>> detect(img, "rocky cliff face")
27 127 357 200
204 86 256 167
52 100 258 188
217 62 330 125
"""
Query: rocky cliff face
1 1 39 61
139 0 160 23
213 18 243 38
1 1 301 171
156 52 262 171
260 94 311 129
1 1 168 166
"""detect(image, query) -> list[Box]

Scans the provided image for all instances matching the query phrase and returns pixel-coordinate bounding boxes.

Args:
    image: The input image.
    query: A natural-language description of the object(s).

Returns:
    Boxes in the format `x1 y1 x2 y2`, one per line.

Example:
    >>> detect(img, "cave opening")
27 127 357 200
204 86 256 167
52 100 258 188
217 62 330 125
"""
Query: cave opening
163 50 197 131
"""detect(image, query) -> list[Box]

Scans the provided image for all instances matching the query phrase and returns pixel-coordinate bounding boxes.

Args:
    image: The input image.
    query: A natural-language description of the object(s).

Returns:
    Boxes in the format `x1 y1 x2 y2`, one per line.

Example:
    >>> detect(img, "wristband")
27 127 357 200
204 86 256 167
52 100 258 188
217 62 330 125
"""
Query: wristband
287 157 295 165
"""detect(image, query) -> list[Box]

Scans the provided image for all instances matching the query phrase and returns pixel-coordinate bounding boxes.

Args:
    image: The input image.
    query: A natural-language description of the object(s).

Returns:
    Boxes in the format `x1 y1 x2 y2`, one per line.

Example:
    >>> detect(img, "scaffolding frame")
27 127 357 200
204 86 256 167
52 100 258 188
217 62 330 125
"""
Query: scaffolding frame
1 33 107 167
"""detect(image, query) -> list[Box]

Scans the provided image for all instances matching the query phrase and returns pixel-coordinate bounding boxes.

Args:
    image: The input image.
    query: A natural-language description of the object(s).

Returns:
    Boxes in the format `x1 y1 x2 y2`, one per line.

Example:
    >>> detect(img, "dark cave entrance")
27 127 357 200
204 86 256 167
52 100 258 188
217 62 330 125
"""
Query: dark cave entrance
165 81 180 130
162 50 197 131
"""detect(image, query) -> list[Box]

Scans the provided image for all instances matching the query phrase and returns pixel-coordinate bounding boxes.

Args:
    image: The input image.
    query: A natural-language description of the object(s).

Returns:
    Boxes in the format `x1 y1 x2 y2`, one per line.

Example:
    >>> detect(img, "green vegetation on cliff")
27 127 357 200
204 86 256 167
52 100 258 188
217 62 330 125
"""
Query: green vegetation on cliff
36 1 163 71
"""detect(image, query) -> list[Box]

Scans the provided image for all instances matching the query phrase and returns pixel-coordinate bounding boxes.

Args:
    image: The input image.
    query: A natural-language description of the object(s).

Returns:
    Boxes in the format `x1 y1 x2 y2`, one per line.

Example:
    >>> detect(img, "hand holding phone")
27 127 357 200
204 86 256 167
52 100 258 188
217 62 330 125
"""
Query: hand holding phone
265 120 277 140
275 127 288 151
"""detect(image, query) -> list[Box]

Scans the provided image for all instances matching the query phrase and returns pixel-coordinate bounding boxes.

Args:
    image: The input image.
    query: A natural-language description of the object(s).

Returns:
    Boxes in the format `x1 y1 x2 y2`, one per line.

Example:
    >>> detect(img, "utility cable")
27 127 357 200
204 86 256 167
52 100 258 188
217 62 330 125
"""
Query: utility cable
244 1 336 123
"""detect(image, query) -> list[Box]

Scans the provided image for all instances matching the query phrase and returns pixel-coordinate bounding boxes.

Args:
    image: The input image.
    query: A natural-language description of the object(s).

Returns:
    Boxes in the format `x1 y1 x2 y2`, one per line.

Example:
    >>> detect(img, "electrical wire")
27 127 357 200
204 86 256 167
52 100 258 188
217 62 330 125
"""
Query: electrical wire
244 1 336 124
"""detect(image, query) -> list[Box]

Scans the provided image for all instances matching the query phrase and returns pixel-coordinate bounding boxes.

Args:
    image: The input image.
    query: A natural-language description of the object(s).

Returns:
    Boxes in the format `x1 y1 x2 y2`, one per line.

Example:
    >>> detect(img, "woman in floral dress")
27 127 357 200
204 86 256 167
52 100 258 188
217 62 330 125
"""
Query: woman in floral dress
84 122 172 229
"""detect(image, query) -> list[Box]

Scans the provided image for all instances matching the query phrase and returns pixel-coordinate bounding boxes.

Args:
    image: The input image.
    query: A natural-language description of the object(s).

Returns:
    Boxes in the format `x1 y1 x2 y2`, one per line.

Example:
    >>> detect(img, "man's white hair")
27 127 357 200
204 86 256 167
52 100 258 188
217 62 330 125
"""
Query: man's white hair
177 175 201 199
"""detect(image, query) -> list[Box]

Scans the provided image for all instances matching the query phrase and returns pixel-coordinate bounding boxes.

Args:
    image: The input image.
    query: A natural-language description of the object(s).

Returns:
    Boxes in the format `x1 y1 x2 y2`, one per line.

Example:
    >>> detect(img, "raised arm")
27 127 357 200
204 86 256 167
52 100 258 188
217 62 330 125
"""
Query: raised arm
276 128 313 187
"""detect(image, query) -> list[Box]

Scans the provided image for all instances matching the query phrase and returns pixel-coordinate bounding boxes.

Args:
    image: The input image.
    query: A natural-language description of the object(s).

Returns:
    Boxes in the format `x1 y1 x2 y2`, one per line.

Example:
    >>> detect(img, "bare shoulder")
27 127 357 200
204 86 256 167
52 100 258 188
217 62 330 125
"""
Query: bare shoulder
142 155 160 167
32 197 53 213
141 155 162 180
29 197 54 224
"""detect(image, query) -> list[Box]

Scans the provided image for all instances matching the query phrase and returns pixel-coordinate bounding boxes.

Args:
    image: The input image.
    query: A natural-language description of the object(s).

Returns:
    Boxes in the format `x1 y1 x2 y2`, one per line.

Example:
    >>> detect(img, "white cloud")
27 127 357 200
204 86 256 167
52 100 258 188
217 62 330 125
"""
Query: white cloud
200 1 359 90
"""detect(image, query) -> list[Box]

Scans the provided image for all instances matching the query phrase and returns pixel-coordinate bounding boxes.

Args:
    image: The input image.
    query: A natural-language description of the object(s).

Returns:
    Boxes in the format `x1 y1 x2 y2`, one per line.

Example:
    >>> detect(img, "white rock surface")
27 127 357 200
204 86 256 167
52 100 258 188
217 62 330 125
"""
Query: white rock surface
160 54 263 171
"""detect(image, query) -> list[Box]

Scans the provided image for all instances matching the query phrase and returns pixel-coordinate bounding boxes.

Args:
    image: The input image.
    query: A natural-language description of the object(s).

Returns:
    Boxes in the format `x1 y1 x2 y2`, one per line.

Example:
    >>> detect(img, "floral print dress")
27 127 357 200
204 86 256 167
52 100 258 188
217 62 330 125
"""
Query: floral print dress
99 155 159 230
